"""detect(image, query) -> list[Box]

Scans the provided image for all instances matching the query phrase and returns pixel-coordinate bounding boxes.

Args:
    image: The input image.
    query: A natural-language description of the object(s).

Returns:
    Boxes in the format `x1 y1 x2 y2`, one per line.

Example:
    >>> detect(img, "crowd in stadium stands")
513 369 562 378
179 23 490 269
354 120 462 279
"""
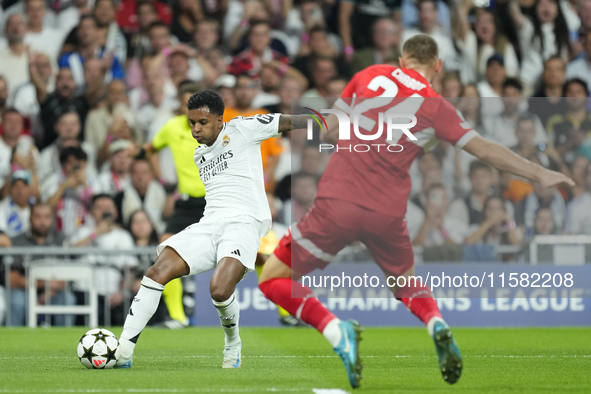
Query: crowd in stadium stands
1 0 591 325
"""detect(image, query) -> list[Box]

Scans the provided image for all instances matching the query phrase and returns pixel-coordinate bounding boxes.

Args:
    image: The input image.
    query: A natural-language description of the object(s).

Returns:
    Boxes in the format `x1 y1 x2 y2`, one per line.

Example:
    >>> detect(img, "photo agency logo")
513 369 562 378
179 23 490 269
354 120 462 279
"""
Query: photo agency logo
302 103 419 153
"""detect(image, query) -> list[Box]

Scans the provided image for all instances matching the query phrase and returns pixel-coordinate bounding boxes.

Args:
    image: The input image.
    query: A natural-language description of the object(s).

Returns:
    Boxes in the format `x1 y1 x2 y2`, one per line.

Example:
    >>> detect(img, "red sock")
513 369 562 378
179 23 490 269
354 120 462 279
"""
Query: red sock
395 283 442 325
259 278 336 332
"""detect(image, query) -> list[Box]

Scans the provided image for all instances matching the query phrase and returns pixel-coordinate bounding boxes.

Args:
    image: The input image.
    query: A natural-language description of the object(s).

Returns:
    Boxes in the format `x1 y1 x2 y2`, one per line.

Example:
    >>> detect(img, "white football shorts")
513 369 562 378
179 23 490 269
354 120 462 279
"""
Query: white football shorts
156 215 262 276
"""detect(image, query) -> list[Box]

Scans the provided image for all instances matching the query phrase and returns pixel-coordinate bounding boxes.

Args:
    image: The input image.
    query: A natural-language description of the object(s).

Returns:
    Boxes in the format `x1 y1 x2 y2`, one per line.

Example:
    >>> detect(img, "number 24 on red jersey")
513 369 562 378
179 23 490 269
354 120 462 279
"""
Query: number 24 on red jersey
334 64 478 149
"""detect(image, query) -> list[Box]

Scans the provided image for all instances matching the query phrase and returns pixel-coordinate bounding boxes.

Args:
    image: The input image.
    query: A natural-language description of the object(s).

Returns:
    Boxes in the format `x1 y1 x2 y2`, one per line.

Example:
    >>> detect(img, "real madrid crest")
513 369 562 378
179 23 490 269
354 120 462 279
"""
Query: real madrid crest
222 135 230 146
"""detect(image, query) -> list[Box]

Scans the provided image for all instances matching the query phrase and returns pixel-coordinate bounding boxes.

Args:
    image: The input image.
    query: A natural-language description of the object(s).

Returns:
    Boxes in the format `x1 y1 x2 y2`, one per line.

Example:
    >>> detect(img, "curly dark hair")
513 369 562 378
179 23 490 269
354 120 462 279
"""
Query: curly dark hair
187 89 225 116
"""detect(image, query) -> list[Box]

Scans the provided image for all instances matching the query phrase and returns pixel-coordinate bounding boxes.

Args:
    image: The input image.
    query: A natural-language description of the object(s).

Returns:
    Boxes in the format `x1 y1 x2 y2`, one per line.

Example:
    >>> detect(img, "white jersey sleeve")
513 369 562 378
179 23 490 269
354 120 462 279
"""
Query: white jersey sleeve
229 113 282 144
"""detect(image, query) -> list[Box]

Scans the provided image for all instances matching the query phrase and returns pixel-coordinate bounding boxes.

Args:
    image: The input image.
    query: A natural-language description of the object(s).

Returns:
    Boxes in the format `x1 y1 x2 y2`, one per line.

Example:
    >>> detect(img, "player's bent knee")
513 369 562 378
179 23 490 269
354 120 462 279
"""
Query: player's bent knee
210 284 234 303
145 247 190 285
145 264 169 285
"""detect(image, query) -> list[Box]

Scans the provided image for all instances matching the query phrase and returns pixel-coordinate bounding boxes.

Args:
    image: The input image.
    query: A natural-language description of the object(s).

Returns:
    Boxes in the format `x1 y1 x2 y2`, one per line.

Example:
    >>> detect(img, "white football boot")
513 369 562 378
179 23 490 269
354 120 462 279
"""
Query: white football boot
114 354 133 369
222 339 242 368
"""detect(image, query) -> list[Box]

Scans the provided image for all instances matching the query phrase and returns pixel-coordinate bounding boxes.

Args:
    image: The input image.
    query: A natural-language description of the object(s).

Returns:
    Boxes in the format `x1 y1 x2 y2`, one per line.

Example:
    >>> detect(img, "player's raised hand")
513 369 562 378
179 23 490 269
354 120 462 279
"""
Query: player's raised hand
538 169 575 189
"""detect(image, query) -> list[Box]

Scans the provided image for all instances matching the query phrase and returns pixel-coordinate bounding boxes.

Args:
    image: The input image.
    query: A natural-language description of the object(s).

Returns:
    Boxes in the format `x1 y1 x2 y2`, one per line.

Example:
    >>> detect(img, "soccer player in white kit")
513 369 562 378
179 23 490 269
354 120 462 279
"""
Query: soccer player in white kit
115 90 308 369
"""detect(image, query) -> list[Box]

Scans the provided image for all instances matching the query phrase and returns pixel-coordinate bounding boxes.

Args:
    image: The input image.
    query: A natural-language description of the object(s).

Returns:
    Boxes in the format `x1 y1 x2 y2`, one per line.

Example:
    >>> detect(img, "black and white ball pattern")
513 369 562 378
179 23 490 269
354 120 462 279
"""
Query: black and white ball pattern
77 328 120 369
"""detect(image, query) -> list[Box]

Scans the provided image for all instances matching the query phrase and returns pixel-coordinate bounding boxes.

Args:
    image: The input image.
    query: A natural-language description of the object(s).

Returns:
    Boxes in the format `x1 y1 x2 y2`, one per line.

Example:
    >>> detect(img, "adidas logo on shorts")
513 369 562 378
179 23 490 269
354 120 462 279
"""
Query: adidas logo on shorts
231 249 241 257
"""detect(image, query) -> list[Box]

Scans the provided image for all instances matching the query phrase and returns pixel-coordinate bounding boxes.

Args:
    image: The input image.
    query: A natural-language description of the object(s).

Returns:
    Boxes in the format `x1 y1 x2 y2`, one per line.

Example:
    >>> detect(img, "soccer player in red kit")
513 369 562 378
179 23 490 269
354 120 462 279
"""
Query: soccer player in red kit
259 35 574 388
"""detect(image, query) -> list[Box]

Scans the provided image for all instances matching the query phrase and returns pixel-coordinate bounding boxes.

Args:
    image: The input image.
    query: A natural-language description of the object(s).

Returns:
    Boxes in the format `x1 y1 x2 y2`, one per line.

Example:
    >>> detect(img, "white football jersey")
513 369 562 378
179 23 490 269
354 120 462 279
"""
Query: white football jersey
193 113 281 237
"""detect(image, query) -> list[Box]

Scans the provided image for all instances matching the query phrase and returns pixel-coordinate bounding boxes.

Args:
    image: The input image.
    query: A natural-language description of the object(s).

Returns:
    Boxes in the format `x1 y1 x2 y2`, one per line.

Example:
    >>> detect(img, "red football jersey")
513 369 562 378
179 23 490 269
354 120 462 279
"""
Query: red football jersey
315 64 478 218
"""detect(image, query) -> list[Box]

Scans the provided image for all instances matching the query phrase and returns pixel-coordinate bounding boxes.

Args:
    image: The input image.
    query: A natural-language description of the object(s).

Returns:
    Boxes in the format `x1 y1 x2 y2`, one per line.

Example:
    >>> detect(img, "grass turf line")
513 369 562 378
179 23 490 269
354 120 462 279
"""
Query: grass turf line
1 327 590 394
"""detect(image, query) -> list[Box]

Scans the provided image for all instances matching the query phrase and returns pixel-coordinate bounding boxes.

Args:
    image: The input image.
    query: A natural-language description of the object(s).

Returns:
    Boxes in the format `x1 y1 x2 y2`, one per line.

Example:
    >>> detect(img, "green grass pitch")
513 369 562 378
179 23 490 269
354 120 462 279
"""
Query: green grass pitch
1 327 590 394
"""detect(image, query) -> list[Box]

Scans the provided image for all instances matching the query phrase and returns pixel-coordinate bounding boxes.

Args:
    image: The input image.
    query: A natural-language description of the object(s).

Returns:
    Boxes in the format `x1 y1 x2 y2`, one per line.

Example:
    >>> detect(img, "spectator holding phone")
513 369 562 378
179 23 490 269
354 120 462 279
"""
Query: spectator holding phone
465 195 523 246
41 147 96 238
70 194 124 247
447 161 515 230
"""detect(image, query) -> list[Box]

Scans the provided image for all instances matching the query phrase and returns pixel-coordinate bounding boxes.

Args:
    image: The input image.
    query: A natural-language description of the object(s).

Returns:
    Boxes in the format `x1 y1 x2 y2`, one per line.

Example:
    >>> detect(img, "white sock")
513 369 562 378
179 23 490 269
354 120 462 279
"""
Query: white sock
120 276 164 358
427 316 446 336
212 293 240 346
322 318 342 348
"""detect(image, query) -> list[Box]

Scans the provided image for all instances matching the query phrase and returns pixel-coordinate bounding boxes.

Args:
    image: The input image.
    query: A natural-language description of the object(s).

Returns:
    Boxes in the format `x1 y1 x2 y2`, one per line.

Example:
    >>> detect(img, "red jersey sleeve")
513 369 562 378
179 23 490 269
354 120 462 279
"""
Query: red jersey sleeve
433 100 480 148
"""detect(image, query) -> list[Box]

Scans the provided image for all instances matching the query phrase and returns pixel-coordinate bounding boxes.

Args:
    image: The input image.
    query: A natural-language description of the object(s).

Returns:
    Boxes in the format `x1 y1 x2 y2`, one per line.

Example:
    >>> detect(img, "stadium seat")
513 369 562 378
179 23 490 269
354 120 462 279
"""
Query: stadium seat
27 261 98 328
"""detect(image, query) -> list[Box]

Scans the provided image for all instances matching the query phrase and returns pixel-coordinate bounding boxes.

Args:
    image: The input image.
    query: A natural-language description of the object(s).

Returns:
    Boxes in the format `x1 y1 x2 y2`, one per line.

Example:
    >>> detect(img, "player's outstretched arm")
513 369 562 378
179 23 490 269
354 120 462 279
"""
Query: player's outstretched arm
278 114 313 133
463 135 575 189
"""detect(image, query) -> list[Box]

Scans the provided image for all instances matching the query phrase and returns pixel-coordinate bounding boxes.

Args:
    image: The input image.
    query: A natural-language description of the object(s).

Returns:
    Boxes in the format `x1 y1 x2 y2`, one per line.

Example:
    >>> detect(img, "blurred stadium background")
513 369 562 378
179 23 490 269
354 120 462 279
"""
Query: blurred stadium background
0 0 590 343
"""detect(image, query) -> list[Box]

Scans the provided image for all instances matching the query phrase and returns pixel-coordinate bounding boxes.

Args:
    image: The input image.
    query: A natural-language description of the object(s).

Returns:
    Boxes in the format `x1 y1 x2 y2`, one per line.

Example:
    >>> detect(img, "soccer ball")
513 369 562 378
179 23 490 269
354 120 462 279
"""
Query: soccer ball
77 328 120 369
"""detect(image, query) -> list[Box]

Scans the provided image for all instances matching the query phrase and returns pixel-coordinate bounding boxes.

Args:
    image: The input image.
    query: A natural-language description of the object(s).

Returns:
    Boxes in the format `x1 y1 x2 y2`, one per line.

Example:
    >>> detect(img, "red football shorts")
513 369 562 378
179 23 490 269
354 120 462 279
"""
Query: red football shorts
274 198 414 277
